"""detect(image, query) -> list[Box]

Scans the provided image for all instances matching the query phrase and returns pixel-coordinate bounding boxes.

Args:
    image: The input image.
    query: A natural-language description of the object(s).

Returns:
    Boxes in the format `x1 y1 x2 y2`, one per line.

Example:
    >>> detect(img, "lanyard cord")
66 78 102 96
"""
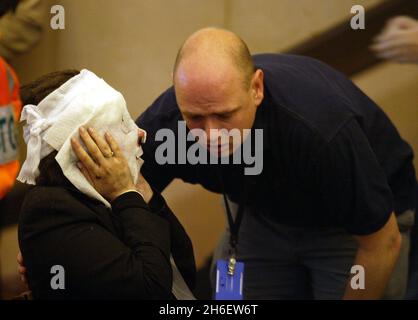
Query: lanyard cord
216 167 249 256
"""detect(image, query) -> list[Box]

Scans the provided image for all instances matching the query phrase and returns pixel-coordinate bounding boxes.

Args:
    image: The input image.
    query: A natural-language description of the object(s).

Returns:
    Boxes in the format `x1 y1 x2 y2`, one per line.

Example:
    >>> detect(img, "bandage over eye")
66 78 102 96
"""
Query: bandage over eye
17 69 147 207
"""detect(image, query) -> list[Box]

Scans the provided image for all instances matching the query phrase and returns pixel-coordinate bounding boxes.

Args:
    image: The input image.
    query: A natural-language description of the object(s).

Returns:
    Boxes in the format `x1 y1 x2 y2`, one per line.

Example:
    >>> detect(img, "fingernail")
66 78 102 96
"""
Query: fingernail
79 127 85 133
76 162 82 169
88 127 94 133
105 131 110 137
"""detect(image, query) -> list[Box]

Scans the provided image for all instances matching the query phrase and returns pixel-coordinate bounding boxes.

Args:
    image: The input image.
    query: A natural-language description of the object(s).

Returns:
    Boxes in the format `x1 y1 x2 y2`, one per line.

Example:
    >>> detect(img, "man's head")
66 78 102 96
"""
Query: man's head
173 27 264 156
0 0 19 18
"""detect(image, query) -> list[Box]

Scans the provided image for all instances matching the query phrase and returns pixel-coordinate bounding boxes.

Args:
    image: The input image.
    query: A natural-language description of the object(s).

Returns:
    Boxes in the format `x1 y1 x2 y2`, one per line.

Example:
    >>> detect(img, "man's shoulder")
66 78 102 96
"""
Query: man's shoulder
253 53 331 73
257 54 356 143
254 53 348 101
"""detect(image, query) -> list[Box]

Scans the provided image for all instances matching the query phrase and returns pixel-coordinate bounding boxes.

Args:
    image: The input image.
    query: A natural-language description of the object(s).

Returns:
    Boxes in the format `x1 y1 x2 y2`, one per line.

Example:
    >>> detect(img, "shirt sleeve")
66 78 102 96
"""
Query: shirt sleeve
314 118 394 235
148 190 196 290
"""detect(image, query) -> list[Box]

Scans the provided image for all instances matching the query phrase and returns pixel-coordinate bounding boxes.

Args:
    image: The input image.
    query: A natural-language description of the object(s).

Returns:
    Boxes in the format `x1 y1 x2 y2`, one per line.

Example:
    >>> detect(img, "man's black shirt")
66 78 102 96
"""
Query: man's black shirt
136 54 416 235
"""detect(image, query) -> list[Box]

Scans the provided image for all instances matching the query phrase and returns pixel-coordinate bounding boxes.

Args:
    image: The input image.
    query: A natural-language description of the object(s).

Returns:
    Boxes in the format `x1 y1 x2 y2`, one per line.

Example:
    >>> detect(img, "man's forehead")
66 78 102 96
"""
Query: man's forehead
179 100 241 117
176 73 233 98
175 77 245 109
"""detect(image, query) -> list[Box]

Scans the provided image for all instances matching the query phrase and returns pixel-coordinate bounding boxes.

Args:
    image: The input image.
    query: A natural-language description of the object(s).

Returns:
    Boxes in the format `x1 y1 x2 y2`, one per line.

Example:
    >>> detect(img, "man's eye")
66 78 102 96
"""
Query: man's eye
186 115 202 121
216 112 233 120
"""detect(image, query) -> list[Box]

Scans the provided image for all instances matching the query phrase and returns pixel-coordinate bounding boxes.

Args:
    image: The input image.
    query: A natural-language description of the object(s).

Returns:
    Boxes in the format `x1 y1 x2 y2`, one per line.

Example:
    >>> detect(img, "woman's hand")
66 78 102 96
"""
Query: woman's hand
134 130 154 203
136 173 154 204
71 127 135 202
17 251 28 288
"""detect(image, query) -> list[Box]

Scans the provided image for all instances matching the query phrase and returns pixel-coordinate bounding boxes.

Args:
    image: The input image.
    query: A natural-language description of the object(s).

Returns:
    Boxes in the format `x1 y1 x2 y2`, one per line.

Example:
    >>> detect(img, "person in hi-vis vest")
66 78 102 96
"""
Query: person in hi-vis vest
0 56 21 200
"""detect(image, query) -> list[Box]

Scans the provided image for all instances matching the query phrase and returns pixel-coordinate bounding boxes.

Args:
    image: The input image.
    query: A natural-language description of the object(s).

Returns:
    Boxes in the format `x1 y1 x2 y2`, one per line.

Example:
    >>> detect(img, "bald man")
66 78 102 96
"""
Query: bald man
134 28 416 300
66 28 415 299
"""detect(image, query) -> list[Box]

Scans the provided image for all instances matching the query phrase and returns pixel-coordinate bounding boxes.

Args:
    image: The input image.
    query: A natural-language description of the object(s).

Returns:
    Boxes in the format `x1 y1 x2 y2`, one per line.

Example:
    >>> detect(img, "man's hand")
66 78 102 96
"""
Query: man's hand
71 127 136 202
371 16 418 64
343 213 402 299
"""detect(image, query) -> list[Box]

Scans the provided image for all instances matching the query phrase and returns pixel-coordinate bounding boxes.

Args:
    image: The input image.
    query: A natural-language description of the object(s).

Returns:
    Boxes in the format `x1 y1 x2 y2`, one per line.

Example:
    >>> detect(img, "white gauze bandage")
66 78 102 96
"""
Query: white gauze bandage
17 69 146 208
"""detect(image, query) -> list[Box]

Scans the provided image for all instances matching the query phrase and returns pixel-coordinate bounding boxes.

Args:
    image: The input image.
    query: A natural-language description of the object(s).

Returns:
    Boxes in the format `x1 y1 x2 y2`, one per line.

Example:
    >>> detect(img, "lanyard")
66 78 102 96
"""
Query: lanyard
217 169 250 275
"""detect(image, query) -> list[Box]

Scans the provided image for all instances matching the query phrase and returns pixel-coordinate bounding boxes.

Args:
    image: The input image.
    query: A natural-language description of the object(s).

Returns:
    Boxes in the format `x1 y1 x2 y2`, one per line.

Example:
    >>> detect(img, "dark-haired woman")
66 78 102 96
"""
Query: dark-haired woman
18 70 196 300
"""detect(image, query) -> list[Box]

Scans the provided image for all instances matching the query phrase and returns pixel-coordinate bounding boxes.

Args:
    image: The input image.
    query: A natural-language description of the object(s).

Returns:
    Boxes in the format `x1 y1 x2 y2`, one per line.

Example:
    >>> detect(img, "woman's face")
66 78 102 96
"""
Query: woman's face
87 101 143 184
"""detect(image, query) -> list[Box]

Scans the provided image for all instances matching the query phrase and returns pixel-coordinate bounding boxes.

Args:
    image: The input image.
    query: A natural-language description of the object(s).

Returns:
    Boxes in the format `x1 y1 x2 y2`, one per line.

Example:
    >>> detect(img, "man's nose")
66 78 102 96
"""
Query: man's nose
203 119 219 144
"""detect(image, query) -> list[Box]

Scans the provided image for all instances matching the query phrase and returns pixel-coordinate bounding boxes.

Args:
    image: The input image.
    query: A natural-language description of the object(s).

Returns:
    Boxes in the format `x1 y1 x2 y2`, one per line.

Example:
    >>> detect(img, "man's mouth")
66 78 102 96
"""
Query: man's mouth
206 142 231 156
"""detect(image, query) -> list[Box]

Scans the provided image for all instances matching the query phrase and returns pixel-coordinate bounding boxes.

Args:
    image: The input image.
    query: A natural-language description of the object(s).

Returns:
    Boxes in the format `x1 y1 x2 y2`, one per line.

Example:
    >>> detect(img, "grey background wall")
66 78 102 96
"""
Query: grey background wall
1 0 417 298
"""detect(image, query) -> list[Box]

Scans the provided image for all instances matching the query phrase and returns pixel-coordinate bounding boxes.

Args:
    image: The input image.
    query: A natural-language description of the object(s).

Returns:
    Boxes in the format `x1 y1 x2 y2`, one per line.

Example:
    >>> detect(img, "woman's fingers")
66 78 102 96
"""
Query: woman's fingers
16 251 28 285
71 136 101 177
135 173 153 204
104 132 122 158
17 251 24 265
78 127 105 164
87 127 114 158
71 128 138 201
18 265 26 275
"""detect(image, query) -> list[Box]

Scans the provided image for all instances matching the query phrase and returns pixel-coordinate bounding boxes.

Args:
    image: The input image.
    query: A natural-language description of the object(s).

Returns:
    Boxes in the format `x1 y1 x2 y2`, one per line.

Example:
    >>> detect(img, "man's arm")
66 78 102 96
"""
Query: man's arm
343 212 402 299
313 118 401 299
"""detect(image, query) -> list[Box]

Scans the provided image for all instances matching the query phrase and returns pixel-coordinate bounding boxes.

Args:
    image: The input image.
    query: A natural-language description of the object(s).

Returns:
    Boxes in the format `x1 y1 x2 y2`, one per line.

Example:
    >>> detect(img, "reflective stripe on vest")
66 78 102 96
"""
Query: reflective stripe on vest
0 104 18 165
6 65 14 92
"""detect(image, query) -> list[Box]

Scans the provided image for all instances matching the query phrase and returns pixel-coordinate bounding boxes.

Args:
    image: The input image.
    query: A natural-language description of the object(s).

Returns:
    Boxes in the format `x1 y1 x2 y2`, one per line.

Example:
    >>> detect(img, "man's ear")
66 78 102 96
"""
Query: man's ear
251 69 264 107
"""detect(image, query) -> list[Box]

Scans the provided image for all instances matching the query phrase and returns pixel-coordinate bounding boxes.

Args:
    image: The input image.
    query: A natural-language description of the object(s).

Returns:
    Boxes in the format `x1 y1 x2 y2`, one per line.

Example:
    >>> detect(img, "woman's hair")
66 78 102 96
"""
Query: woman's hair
21 70 80 186
0 0 19 18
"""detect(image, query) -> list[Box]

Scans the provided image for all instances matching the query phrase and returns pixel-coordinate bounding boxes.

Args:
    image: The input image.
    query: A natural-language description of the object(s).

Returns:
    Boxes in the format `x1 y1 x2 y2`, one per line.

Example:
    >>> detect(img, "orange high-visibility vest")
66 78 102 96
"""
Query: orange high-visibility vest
0 57 22 199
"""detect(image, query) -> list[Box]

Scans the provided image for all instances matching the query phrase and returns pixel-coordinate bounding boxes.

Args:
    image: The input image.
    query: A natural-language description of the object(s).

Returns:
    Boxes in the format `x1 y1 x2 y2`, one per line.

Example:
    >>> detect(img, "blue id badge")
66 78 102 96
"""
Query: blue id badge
215 259 244 300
